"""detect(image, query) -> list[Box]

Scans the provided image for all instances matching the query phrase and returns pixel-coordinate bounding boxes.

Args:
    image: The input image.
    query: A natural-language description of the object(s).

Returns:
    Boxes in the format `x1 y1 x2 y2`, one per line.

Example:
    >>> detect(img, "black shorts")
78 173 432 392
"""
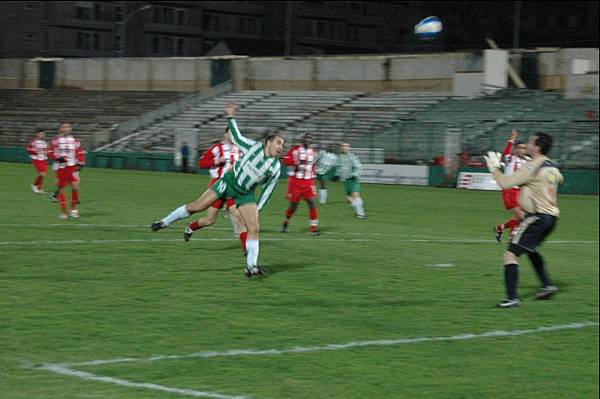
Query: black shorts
508 213 557 256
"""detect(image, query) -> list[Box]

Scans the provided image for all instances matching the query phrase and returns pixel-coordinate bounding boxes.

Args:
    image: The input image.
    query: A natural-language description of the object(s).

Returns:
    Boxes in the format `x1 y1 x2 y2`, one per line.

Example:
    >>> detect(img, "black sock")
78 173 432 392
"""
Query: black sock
528 252 552 287
504 264 519 300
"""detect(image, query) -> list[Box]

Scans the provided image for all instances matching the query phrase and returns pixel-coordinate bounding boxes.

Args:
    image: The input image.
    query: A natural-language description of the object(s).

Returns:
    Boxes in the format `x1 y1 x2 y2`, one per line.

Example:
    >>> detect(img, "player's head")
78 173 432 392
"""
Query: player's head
223 127 232 144
264 134 285 157
302 133 313 147
340 142 351 153
515 141 527 158
529 132 553 156
328 144 337 153
59 122 72 135
35 128 46 139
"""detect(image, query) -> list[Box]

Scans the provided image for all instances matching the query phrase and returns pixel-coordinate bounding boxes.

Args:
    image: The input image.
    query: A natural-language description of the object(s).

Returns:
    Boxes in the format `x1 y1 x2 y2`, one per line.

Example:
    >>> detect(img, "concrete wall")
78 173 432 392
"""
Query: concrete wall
0 49 596 96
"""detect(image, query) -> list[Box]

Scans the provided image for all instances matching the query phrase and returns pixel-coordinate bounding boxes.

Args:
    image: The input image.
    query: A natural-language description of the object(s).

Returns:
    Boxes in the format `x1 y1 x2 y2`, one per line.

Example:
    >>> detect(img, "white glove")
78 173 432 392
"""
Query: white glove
484 151 502 173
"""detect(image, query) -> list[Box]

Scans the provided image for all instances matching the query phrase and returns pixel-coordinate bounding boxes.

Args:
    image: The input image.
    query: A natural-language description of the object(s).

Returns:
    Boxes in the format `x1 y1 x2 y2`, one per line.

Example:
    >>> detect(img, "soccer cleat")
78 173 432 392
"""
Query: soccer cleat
59 213 68 220
245 266 269 278
70 209 79 218
494 226 503 243
495 298 521 308
151 221 166 231
535 285 558 300
31 184 40 193
183 226 194 242
355 214 366 219
49 192 58 202
280 222 289 233
309 228 320 236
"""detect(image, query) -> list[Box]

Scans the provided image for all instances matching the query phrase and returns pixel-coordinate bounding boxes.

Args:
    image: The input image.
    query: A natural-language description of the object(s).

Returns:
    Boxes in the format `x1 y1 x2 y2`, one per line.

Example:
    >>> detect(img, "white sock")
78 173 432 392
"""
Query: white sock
355 198 365 216
161 205 190 226
246 239 259 269
319 189 327 204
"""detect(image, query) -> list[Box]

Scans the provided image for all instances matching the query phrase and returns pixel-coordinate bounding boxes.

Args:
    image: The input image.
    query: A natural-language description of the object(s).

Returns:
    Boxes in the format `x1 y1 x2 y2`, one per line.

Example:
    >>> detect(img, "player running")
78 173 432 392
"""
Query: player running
493 129 528 242
151 102 284 278
281 133 320 235
27 128 49 193
183 127 248 254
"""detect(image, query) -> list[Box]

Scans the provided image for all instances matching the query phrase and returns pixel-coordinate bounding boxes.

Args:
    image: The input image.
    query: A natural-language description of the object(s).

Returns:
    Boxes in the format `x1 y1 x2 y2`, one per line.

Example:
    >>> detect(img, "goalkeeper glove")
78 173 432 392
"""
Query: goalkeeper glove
484 151 503 173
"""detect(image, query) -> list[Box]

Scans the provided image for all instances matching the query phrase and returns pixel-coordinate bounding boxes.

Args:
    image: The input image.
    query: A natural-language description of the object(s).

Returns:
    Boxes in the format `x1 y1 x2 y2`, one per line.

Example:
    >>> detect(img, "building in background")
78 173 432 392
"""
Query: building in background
0 1 598 58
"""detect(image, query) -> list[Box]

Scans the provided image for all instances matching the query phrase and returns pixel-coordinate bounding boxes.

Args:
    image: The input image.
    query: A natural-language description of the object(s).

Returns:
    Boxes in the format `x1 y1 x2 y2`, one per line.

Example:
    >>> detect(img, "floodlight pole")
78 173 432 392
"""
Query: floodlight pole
512 1 521 50
118 4 152 57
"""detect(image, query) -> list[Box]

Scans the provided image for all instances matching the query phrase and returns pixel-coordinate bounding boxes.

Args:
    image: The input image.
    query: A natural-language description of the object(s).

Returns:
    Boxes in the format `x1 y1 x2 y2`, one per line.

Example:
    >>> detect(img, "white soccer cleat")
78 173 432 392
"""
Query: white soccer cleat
70 209 79 218
31 184 40 193
59 213 68 219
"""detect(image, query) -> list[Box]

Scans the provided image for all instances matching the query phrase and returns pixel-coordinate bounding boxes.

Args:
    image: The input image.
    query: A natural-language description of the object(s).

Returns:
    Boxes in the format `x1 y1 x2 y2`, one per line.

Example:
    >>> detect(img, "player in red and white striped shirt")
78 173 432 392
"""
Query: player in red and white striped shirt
281 133 320 235
184 128 248 253
27 128 49 193
49 122 86 219
494 129 528 242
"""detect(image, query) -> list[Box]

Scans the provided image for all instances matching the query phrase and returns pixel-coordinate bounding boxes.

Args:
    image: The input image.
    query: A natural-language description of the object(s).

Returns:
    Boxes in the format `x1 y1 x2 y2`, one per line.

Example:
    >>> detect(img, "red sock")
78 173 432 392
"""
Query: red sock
285 207 295 219
240 231 248 252
189 220 202 231
58 192 66 211
34 176 43 188
71 190 79 209
309 208 318 221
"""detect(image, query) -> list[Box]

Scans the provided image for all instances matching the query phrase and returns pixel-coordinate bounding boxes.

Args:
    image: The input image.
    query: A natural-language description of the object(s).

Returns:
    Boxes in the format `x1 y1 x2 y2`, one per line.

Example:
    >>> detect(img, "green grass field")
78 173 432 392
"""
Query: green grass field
1 161 598 399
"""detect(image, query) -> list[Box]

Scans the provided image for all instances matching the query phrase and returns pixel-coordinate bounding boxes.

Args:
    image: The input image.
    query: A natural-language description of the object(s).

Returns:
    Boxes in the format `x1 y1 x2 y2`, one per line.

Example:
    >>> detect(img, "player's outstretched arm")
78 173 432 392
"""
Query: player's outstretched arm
226 102 255 151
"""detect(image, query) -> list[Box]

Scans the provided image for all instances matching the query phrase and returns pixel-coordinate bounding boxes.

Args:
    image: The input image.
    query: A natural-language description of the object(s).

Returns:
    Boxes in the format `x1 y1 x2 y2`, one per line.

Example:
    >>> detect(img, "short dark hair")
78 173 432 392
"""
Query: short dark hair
36 127 45 133
264 134 283 145
534 132 553 155
515 141 526 147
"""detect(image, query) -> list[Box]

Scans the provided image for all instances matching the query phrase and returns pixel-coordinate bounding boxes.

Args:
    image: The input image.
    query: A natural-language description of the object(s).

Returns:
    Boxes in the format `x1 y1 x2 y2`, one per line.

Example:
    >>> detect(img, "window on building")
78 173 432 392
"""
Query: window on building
153 7 161 23
24 33 37 41
317 21 326 37
23 3 37 11
567 15 579 29
114 5 123 22
175 9 185 25
164 7 174 24
43 31 49 50
237 17 247 34
164 36 174 54
94 3 103 20
114 34 122 51
203 13 212 30
304 19 314 36
77 32 90 49
152 36 160 53
76 6 92 20
177 38 185 55
94 33 100 50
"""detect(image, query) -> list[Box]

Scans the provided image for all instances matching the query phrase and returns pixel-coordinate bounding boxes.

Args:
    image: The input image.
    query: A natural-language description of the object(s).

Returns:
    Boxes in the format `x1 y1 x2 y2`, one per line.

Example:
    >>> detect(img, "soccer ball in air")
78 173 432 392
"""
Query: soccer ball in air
414 16 443 40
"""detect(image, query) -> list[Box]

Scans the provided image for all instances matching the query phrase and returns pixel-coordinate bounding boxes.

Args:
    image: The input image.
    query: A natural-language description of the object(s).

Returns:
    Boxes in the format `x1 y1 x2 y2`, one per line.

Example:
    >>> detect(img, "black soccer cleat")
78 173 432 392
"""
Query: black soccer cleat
535 285 558 300
151 221 165 232
309 229 321 236
245 266 269 278
49 191 58 202
495 298 521 308
493 226 503 243
183 226 193 242
280 222 289 233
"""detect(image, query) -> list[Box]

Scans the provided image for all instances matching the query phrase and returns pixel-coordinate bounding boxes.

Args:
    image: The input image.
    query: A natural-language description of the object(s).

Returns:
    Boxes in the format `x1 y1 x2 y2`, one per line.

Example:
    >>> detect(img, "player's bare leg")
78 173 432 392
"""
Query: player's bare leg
229 205 248 253
495 206 524 242
238 203 267 277
152 189 219 231
184 207 219 241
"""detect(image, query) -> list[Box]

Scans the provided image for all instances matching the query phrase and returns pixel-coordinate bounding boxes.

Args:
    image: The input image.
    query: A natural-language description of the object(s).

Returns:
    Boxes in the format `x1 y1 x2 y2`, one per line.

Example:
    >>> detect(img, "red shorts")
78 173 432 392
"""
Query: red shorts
502 188 520 210
57 166 80 187
286 177 316 203
208 178 236 209
32 160 47 173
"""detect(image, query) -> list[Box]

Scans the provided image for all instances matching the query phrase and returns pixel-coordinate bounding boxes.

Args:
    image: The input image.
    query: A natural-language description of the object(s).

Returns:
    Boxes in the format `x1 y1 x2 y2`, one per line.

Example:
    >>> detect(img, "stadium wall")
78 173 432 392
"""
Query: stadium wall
1 148 597 194
0 49 596 96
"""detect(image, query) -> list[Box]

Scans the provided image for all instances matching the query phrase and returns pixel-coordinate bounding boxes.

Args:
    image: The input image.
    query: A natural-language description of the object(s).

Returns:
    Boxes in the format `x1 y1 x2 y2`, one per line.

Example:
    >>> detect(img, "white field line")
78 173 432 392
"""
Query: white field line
39 364 247 399
37 322 599 399
61 321 599 367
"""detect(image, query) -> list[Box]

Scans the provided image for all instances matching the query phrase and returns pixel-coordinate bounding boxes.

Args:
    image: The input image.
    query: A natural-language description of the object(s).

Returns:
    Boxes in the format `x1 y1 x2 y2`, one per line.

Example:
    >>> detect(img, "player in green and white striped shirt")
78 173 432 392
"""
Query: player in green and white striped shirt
151 102 285 278
335 142 366 218
316 144 338 204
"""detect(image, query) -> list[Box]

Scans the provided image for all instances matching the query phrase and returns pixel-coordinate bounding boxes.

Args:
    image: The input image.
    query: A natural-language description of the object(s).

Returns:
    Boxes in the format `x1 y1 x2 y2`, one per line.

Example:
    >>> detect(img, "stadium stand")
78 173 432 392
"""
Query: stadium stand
0 89 188 149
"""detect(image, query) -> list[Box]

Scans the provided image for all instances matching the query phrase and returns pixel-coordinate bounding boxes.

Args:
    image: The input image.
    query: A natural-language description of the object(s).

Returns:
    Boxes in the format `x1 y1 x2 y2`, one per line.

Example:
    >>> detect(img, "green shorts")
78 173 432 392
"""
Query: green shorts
211 171 256 206
343 177 360 196
317 168 336 181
